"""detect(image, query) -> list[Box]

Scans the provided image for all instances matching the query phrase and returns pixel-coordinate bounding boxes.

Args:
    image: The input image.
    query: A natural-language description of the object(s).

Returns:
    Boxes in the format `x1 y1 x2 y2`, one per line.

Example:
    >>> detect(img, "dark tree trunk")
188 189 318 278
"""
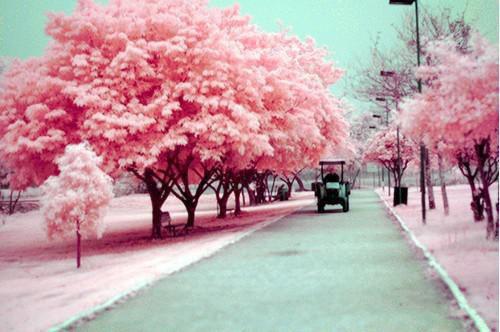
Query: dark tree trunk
129 166 174 240
170 156 217 229
234 187 241 216
8 190 21 215
151 201 163 239
213 169 234 219
279 173 295 199
76 220 81 269
469 180 484 222
351 168 361 189
437 153 449 216
475 139 496 239
293 171 306 192
144 169 165 239
255 173 267 204
268 174 278 201
246 185 256 206
457 152 484 222
285 181 293 199
425 149 436 209
185 203 197 228
217 195 230 219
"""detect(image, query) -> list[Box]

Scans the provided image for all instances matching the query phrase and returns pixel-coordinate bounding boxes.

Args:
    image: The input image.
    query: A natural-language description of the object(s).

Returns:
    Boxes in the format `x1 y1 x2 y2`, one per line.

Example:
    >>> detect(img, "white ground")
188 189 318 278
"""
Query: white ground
0 192 314 332
377 184 499 331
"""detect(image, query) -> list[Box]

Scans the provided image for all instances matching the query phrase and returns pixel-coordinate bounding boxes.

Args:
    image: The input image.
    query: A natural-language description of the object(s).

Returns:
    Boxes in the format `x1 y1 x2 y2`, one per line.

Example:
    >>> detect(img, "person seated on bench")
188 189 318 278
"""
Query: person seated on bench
324 173 340 190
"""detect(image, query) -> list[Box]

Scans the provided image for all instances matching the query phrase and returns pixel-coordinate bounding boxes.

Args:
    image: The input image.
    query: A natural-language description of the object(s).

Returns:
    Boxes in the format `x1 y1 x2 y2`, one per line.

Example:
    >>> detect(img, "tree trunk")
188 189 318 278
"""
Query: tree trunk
437 153 449 216
286 181 293 199
8 190 21 215
468 179 484 222
425 149 436 209
185 203 197 228
268 175 278 201
246 186 256 206
217 195 230 219
294 174 306 192
458 155 484 222
475 140 496 238
234 188 241 216
141 168 171 240
76 220 81 269
151 201 163 239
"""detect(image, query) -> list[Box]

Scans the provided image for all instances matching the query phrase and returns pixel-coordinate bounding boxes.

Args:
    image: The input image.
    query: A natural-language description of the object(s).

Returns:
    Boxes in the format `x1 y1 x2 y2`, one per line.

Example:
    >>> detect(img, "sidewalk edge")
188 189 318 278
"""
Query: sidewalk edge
376 190 490 332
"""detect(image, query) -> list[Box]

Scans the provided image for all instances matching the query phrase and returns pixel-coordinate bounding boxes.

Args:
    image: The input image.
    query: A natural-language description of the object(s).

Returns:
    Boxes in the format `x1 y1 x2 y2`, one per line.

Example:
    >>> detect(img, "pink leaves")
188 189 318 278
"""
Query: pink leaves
400 33 498 159
364 127 415 165
42 143 113 240
0 0 348 188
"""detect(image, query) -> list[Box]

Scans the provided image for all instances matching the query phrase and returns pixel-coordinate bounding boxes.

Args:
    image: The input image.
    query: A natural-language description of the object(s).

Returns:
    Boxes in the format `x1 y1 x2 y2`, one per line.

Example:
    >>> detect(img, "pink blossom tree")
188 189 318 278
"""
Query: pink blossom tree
364 126 416 188
400 34 498 238
42 143 113 268
0 0 347 238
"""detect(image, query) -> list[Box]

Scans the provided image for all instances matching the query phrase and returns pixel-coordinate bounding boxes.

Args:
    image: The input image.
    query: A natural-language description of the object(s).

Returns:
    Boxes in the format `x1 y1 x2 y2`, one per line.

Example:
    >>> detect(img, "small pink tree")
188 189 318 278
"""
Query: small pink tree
364 126 416 188
42 143 113 268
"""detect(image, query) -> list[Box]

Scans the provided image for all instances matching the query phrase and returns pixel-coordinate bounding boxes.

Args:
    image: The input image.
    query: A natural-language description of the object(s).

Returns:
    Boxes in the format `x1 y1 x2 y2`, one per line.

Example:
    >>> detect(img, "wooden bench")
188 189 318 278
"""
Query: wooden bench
161 211 188 237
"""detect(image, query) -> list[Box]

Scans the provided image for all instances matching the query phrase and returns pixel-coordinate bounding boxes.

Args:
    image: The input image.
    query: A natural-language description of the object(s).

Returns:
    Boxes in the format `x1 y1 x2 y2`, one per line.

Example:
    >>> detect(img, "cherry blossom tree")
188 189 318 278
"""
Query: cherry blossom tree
346 113 377 188
0 0 347 238
401 34 498 238
42 143 113 268
351 8 473 210
364 126 415 188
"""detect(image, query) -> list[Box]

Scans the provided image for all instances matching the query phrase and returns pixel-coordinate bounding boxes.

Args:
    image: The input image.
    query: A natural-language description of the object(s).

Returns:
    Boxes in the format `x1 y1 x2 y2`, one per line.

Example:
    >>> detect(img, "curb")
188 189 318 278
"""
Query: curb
49 204 308 331
376 190 490 332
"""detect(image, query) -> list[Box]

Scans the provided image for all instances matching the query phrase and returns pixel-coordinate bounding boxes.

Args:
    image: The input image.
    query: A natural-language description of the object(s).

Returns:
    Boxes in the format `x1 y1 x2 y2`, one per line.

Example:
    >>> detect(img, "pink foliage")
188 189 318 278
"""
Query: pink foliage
42 143 113 240
364 127 416 186
400 34 499 158
0 0 347 190
364 127 415 166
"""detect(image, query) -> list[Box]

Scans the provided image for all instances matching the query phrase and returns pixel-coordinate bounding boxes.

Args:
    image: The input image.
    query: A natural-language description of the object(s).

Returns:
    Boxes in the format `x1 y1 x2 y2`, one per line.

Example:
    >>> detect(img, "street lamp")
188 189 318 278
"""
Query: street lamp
378 70 403 205
368 125 386 193
374 97 391 196
389 0 426 222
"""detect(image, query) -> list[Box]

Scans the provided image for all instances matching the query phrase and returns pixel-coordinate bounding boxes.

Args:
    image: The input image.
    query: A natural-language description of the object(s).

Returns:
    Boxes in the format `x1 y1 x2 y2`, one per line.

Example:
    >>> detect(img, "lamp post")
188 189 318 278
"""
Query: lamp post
373 98 391 196
368 124 386 193
389 0 426 221
378 71 403 203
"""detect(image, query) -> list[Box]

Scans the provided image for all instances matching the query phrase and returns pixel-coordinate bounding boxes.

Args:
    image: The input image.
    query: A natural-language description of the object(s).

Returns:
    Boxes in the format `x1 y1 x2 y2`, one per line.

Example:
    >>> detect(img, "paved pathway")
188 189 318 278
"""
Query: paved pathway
78 190 463 331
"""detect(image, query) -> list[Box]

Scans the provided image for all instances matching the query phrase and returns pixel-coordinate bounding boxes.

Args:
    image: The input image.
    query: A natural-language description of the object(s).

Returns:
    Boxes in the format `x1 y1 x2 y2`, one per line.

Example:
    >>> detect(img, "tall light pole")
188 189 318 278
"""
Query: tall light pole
389 0 426 222
379 71 403 204
375 97 391 196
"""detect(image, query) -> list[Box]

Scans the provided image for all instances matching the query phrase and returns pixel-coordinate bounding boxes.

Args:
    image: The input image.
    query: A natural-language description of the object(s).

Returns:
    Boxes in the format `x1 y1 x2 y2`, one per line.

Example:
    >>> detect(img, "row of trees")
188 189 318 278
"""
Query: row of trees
0 0 349 239
350 7 498 239
401 34 498 238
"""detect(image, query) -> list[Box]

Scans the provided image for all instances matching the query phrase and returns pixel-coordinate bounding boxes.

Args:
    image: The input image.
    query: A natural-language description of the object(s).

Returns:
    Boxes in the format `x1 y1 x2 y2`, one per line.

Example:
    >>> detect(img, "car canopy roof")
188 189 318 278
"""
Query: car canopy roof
319 160 345 166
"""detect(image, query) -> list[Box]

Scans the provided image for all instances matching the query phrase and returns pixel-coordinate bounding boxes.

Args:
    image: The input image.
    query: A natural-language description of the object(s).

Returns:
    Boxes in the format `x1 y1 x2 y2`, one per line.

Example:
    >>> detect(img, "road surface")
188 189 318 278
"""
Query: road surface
78 190 463 331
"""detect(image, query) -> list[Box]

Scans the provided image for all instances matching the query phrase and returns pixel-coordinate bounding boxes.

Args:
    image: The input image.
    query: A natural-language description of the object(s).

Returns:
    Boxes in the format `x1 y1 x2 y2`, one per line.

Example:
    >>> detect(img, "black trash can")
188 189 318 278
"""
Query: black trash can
393 187 408 206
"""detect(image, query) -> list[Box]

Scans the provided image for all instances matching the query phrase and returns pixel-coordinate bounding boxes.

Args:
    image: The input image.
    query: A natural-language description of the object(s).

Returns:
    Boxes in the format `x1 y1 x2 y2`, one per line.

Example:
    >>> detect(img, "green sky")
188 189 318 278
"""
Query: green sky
0 0 497 113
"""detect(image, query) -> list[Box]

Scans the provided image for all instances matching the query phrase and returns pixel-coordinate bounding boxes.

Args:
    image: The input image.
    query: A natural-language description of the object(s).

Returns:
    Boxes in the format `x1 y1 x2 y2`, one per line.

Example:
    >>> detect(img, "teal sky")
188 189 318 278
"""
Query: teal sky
0 0 498 113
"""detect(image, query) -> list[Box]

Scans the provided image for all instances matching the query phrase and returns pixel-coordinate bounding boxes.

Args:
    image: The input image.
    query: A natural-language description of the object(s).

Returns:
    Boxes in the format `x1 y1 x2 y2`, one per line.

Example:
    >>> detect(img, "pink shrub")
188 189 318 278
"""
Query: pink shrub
42 143 113 267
